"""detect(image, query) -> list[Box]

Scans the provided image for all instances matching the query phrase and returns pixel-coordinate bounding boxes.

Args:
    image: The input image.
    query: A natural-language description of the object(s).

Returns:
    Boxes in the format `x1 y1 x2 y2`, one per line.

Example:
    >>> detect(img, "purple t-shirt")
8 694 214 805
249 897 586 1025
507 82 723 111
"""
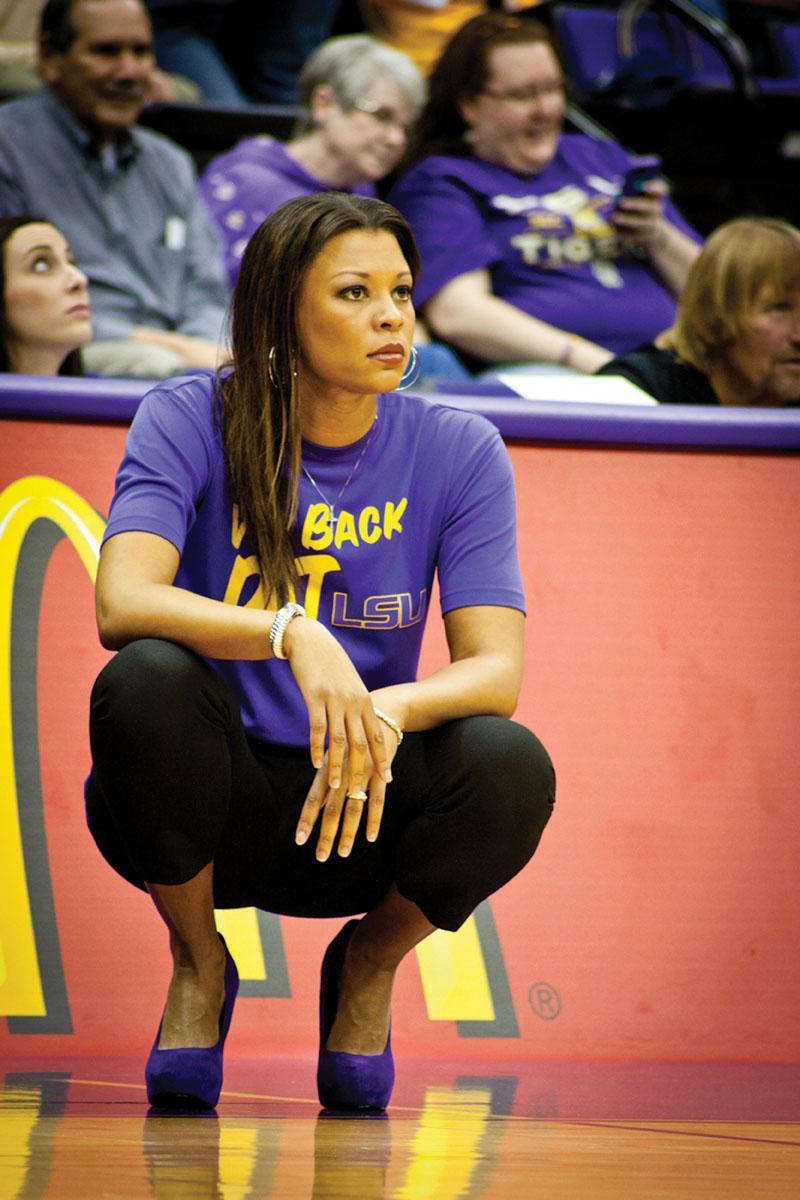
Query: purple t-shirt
388 135 700 355
199 137 376 286
103 373 524 746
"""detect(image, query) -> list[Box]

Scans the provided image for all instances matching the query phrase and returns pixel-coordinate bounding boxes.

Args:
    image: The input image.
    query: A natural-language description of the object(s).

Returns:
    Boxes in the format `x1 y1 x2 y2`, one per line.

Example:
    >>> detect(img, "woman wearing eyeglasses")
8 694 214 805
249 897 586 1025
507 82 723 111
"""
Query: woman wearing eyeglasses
389 13 701 375
200 35 425 288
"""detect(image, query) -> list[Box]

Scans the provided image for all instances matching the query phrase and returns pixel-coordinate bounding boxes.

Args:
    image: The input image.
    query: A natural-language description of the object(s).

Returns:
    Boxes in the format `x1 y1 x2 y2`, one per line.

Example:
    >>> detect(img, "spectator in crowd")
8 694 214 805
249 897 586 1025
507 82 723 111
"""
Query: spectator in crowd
359 1 548 76
145 0 342 105
0 214 90 375
0 0 229 379
0 0 196 100
598 216 800 407
200 34 425 287
357 0 486 75
201 34 468 385
389 13 701 374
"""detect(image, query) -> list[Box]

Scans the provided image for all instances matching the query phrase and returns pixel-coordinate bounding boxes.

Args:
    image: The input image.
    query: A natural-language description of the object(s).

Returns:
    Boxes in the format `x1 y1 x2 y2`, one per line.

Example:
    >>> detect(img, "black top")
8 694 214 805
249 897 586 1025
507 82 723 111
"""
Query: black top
597 345 719 405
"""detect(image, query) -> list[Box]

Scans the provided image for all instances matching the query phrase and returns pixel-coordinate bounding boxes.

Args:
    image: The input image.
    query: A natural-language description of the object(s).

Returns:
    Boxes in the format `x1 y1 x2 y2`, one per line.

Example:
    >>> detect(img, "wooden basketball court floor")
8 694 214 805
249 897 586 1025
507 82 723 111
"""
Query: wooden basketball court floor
2 1057 798 1198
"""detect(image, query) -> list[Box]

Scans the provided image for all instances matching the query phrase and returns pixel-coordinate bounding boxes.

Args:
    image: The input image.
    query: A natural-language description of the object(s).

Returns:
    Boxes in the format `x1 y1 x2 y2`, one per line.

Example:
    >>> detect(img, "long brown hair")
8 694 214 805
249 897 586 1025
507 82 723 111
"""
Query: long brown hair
218 192 420 607
403 13 561 167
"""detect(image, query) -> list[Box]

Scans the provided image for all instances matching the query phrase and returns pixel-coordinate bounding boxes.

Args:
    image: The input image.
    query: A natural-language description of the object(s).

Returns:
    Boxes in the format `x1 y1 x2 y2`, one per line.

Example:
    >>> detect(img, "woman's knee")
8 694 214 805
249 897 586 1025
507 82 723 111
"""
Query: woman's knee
90 638 225 738
462 716 553 789
456 715 556 832
397 717 554 925
94 637 200 701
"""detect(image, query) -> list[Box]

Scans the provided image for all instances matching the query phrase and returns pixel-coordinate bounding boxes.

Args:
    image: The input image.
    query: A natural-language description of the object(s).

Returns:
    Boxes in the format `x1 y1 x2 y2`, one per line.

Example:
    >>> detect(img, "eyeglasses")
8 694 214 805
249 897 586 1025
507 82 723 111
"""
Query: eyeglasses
351 98 412 137
481 81 565 104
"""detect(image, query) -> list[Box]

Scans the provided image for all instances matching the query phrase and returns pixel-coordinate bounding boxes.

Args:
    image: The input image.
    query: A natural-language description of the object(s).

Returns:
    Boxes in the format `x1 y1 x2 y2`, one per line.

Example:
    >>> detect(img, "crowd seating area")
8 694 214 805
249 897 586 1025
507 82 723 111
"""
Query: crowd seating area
130 1 800 236
138 100 302 174
1 2 796 235
538 0 799 232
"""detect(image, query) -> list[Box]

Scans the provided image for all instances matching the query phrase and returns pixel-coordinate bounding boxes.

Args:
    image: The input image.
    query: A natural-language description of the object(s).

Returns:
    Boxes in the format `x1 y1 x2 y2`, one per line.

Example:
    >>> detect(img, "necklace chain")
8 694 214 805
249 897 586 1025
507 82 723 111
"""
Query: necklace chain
301 417 377 530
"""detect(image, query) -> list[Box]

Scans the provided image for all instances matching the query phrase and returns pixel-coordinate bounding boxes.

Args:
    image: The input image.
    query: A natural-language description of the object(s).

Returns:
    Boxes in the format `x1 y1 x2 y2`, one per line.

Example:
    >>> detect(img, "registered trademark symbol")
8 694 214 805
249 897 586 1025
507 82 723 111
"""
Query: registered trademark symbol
528 982 561 1020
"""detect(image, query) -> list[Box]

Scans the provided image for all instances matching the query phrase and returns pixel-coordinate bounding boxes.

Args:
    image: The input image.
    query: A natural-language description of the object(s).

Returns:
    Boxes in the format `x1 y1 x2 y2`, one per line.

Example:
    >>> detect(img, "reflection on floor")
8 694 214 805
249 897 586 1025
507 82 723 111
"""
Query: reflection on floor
1 1059 799 1199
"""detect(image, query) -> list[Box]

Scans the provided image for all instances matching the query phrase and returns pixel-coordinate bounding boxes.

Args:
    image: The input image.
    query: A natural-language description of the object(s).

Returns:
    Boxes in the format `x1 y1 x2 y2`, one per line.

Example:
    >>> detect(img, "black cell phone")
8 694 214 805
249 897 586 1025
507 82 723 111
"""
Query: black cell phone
619 155 662 197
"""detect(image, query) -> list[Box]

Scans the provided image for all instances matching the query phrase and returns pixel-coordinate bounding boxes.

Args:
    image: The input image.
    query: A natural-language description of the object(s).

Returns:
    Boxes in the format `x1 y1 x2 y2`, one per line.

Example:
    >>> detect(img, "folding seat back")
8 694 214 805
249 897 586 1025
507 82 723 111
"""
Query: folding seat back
552 1 742 104
761 20 800 91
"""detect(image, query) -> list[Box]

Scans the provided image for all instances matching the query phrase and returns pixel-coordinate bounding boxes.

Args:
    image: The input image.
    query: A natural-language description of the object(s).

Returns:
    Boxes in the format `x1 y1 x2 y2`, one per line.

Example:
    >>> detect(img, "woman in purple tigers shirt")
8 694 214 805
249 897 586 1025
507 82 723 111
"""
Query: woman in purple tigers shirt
389 12 701 375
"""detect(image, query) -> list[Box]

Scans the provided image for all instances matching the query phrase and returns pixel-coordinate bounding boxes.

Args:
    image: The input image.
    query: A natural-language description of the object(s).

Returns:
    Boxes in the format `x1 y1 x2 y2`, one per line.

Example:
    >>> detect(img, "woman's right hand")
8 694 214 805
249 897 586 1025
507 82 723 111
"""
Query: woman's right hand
294 718 400 861
282 615 392 794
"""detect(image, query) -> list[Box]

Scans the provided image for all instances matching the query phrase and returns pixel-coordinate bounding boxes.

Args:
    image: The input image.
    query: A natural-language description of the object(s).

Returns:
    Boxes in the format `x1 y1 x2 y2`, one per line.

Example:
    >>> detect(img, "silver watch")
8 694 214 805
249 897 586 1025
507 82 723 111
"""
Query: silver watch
269 602 306 660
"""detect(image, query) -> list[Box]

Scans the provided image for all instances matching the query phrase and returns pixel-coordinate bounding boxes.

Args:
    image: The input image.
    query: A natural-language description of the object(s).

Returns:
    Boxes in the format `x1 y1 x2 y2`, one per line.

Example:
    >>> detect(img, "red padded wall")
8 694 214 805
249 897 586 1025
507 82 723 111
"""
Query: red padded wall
1 419 798 1061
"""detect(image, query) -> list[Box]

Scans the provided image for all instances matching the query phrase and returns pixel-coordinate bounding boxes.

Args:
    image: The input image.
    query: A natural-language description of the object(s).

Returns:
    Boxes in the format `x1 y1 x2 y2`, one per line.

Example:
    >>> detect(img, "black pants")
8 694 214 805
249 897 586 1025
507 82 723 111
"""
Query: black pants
86 639 555 932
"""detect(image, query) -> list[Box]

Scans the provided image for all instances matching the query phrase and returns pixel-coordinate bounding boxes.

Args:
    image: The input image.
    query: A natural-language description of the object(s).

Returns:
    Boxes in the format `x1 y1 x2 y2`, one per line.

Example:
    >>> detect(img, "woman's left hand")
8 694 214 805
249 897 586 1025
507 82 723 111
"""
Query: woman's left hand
295 721 401 862
612 180 668 254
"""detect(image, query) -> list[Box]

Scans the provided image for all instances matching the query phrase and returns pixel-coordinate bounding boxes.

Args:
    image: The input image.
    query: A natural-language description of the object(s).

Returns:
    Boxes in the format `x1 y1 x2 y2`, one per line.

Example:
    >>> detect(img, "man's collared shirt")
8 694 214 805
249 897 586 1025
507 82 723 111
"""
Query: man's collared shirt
0 88 229 342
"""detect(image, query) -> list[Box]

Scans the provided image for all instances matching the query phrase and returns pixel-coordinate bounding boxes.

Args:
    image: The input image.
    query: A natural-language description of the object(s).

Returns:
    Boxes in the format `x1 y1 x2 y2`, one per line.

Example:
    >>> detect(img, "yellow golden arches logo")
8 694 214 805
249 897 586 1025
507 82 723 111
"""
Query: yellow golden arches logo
0 476 515 1034
0 477 105 1019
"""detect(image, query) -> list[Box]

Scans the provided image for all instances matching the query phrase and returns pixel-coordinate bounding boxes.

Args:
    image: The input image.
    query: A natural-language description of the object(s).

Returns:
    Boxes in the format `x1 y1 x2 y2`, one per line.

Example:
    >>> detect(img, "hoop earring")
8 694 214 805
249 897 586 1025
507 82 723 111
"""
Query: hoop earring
268 345 297 387
395 344 420 391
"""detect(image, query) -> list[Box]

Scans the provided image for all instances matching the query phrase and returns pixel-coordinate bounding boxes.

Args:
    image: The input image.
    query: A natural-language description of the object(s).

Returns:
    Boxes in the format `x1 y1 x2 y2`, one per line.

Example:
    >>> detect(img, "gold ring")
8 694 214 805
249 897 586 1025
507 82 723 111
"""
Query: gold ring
346 790 368 803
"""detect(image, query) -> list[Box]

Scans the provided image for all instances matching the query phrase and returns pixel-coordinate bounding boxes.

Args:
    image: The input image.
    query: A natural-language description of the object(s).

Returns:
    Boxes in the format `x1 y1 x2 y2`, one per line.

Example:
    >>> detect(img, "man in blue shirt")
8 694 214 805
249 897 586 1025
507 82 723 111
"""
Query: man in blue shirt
0 0 230 377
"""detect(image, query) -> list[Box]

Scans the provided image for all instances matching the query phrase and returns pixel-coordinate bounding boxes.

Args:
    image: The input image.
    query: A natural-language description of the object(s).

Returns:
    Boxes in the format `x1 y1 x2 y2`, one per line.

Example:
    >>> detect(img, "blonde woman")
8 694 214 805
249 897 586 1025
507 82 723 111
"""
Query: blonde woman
599 217 800 407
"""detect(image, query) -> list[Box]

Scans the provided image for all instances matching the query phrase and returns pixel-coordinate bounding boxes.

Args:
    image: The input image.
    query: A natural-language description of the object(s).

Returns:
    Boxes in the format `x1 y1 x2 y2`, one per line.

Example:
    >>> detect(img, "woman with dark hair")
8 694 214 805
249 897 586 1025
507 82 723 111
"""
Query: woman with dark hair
389 13 701 374
0 215 90 375
85 191 554 1113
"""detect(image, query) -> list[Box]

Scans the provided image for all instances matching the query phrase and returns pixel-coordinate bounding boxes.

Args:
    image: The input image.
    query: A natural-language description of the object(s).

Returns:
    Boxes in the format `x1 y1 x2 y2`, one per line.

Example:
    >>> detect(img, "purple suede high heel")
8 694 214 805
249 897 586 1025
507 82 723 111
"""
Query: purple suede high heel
317 920 395 1111
145 934 239 1109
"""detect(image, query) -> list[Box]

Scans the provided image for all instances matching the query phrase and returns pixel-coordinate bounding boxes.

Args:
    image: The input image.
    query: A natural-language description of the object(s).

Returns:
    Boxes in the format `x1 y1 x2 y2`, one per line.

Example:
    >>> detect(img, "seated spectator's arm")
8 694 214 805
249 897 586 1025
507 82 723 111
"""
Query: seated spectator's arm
647 221 701 296
425 268 614 374
130 327 224 370
613 181 700 297
174 188 231 344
